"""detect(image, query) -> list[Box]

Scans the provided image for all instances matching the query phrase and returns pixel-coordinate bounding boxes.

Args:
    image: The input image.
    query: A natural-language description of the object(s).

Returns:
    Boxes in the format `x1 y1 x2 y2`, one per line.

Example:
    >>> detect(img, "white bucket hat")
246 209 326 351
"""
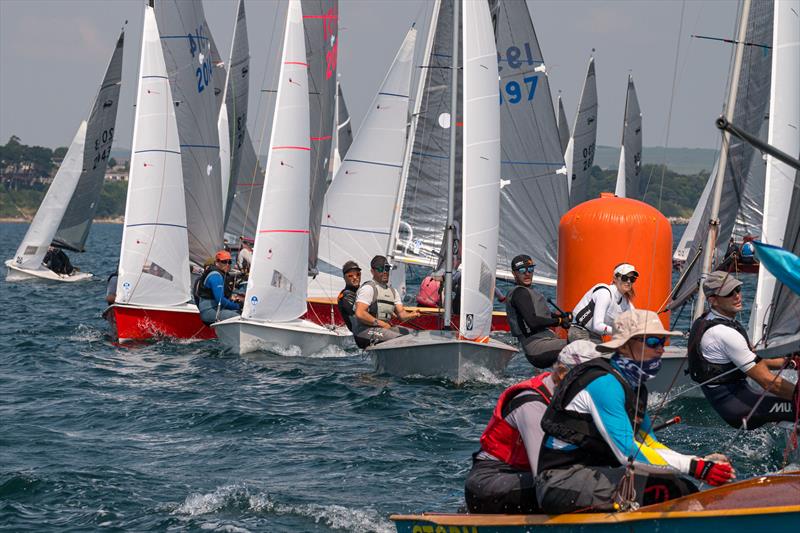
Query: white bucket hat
596 309 682 353
557 340 605 368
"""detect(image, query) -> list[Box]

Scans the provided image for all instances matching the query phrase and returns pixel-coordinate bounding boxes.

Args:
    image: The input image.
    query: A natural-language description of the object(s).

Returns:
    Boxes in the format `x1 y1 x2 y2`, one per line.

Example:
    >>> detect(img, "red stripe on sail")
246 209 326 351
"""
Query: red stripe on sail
284 61 309 66
310 136 332 141
272 146 311 151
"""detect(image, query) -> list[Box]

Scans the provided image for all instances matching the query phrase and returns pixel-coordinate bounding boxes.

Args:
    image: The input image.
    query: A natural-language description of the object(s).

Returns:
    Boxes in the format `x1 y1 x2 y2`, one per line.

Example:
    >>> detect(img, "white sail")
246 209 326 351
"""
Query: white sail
750 0 800 347
614 75 642 199
242 0 309 323
318 27 416 283
116 6 191 307
459 0 500 340
218 105 232 218
557 94 570 154
11 122 87 271
565 57 598 207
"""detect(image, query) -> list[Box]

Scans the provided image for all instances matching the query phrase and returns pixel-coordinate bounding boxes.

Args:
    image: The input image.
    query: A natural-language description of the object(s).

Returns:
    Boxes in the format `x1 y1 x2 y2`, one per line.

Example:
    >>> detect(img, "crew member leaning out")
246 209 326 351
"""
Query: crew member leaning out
465 341 603 514
536 310 735 514
196 250 243 325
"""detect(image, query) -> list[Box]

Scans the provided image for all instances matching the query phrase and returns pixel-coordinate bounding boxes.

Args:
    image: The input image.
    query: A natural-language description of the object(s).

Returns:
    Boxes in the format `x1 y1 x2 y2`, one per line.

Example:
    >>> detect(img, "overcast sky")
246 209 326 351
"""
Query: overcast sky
0 0 741 152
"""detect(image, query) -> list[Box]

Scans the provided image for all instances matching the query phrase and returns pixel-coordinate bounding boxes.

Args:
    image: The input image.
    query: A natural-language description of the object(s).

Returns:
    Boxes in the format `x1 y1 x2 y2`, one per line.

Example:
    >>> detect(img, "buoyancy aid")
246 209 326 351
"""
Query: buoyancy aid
479 373 553 470
337 286 359 333
417 276 441 307
687 312 756 385
539 359 648 471
365 280 397 322
572 284 613 328
194 266 230 303
505 285 552 339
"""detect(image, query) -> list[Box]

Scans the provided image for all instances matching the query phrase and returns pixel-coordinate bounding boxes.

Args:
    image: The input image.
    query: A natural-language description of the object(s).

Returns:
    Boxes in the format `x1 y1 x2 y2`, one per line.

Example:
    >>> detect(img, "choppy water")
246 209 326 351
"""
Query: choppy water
1 222 795 532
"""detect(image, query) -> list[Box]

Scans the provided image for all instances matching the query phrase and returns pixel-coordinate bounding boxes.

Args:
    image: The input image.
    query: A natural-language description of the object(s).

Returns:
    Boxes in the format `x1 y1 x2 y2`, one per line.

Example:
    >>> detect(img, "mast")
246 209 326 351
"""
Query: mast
443 0 460 328
387 1 441 260
693 0 752 319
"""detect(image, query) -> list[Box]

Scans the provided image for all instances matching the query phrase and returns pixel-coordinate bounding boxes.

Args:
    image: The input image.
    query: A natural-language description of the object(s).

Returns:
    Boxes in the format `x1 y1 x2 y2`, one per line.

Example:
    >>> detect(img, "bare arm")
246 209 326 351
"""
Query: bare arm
355 302 390 329
395 304 420 323
745 360 796 400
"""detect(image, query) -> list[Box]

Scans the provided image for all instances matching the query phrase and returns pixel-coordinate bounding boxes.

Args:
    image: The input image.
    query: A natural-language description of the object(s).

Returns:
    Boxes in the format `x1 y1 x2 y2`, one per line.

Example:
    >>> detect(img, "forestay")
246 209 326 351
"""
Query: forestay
491 0 568 282
12 123 87 271
155 0 223 265
750 0 799 355
565 57 598 207
303 0 339 275
671 1 773 308
54 31 124 253
117 6 191 308
318 27 416 281
460 0 500 340
243 0 309 323
557 94 570 154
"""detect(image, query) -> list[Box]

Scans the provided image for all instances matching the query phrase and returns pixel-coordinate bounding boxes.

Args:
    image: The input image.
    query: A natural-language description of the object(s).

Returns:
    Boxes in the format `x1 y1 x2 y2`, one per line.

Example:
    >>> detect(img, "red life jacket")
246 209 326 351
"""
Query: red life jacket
417 276 441 307
479 373 553 470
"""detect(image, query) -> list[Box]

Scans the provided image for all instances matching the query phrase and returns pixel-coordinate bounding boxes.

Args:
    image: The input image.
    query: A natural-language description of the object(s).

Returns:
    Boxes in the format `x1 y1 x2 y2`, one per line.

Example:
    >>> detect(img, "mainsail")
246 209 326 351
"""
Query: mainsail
556 94 570 154
318 27 416 281
335 84 353 165
303 0 340 275
671 0 773 308
565 57 598 207
155 0 223 265
12 123 87 271
460 0 501 340
117 5 191 307
491 0 568 282
614 75 643 199
750 0 799 355
243 0 310 323
53 31 124 253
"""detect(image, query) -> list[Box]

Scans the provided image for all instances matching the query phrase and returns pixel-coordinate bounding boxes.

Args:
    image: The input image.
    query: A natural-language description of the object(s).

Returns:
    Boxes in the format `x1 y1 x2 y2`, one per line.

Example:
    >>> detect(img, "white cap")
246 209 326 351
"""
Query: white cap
614 263 639 277
557 340 605 368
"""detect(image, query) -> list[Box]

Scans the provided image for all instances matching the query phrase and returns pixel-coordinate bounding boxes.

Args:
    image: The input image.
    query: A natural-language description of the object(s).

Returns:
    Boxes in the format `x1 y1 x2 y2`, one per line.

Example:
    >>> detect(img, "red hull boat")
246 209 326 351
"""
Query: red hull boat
105 303 216 342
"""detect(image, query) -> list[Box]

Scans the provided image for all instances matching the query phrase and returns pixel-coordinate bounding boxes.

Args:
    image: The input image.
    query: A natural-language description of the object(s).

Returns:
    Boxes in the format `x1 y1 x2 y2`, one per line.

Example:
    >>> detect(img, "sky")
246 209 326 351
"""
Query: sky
0 0 741 153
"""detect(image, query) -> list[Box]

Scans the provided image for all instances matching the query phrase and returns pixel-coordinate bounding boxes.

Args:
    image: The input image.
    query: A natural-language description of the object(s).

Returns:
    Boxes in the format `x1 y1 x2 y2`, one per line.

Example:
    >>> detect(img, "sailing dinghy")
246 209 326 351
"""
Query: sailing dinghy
212 0 344 355
6 30 124 282
369 0 517 383
105 5 212 342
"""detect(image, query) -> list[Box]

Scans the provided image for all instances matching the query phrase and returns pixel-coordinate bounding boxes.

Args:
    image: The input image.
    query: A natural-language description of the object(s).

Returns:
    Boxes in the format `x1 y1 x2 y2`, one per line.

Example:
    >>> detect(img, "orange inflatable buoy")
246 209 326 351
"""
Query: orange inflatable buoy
557 193 673 333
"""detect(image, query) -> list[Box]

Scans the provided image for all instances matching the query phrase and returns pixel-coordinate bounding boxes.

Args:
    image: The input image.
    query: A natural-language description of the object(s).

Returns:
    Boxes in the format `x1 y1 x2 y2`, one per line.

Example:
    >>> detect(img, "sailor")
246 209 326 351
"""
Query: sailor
43 246 74 275
464 341 602 514
739 235 756 265
687 270 797 429
570 263 637 343
353 255 420 349
536 310 734 514
196 250 243 325
505 254 570 368
236 236 254 275
106 270 118 304
338 260 361 333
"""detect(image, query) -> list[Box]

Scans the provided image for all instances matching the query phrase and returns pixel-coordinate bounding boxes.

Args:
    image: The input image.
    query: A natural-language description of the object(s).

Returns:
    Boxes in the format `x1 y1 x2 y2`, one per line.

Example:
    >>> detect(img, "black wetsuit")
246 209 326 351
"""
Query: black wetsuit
43 248 74 275
337 284 359 333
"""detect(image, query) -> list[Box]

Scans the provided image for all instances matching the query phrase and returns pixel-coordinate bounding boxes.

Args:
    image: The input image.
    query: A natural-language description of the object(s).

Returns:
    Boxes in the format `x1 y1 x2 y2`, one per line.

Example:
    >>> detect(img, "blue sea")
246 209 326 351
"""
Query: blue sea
0 222 795 531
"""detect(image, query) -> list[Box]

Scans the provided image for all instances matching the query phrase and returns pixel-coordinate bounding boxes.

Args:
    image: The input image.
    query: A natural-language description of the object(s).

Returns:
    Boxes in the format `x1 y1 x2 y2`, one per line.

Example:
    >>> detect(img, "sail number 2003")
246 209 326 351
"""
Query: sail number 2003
187 25 213 94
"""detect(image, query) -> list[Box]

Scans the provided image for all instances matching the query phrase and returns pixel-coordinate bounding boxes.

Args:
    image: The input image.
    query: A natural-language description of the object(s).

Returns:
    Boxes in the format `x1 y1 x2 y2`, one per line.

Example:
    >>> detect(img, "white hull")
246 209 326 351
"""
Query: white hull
5 260 92 282
212 315 348 355
649 347 695 396
368 330 518 384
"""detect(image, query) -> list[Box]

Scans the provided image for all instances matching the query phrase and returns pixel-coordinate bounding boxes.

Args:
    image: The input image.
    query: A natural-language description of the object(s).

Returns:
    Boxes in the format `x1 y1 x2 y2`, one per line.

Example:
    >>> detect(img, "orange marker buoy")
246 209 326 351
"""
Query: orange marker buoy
557 193 673 333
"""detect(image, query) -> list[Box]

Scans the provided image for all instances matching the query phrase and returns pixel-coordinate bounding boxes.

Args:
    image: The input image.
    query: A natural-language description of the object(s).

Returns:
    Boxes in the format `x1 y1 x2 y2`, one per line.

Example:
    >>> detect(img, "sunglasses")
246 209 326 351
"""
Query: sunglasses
720 286 742 298
219 260 232 265
373 264 393 273
515 265 535 274
637 336 667 348
617 274 638 283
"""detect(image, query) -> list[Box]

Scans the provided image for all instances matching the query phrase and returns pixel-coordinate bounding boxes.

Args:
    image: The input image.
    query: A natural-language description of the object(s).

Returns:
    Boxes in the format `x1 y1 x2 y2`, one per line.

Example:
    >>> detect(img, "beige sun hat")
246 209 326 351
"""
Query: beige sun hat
596 309 682 353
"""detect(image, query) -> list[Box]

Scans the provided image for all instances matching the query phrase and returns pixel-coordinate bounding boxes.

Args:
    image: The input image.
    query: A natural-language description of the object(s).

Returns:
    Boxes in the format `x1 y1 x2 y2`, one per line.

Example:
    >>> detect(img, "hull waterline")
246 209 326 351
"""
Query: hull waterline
5 260 93 282
105 303 215 342
212 315 348 355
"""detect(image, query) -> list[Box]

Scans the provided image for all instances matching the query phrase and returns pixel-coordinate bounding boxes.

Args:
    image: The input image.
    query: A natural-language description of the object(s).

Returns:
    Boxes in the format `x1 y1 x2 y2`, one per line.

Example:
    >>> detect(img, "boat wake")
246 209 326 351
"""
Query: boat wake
67 323 106 343
172 483 393 532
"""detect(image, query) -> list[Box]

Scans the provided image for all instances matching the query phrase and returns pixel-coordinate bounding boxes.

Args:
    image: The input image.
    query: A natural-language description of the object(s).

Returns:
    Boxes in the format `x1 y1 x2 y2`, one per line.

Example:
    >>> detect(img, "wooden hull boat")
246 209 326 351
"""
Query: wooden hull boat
392 471 800 532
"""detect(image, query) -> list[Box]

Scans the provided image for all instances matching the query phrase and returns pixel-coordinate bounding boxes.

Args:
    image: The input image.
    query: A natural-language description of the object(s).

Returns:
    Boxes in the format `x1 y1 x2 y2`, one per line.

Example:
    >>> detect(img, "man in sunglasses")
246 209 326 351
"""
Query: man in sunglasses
196 250 243 325
687 270 797 429
353 255 420 349
536 310 734 514
338 260 362 333
505 254 571 368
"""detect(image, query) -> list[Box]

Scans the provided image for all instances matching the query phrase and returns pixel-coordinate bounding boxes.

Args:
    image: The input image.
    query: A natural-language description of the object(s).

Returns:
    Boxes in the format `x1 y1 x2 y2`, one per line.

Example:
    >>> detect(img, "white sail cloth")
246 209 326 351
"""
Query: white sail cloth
459 0 501 340
116 6 191 308
243 0 309 323
318 27 416 281
12 122 87 271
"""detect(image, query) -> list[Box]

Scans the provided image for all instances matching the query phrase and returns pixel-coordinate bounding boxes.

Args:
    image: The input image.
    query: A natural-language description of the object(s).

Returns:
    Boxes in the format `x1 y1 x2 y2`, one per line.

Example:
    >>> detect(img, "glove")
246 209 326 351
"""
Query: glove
556 316 571 329
690 458 734 486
